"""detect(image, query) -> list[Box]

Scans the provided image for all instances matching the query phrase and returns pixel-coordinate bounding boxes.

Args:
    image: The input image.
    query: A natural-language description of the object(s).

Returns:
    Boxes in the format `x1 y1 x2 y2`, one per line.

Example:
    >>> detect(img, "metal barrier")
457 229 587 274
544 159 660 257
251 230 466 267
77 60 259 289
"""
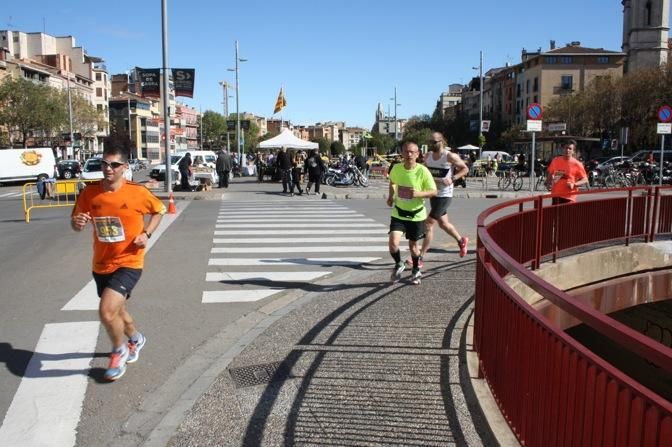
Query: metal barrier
475 186 672 446
22 179 98 223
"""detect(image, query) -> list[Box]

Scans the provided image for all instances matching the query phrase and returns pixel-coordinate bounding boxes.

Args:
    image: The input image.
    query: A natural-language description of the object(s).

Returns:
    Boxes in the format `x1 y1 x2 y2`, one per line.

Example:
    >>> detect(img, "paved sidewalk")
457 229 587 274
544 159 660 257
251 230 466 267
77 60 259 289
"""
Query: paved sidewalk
165 253 503 446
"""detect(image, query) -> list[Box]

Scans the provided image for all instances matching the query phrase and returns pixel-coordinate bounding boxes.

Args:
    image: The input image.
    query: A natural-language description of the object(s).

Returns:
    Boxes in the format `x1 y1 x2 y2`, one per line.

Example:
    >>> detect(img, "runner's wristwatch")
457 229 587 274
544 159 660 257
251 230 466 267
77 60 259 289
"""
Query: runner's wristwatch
143 230 152 239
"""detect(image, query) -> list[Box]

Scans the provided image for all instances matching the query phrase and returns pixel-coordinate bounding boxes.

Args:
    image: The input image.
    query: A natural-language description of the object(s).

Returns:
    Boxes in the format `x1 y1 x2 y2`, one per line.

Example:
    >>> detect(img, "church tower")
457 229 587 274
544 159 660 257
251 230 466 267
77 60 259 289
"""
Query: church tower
622 0 670 72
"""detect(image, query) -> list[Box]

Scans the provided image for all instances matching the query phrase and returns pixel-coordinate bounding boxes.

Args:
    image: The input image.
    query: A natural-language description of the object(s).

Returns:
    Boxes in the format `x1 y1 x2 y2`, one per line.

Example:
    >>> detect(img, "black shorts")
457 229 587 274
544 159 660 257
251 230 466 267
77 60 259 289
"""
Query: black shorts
389 216 425 241
93 267 142 299
428 196 453 220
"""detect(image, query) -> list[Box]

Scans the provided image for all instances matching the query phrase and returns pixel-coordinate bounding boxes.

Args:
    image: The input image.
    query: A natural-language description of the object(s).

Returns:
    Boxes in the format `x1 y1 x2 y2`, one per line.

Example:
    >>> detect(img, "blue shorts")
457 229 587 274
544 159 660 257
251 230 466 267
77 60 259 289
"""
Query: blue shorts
93 267 142 299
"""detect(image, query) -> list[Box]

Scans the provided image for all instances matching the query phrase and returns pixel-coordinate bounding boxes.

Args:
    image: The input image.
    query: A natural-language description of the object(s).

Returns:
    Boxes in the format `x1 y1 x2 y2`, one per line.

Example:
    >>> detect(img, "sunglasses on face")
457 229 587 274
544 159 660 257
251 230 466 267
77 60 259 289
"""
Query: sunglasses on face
101 160 125 169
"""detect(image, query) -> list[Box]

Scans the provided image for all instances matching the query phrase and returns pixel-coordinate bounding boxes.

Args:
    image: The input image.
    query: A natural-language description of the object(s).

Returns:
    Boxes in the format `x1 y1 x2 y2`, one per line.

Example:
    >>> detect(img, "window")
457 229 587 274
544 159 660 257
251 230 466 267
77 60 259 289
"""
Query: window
95 73 101 81
533 77 538 92
526 79 530 94
597 56 609 64
561 75 573 91
97 104 102 112
560 56 573 64
96 87 102 97
545 56 557 64
533 96 538 103
646 1 652 26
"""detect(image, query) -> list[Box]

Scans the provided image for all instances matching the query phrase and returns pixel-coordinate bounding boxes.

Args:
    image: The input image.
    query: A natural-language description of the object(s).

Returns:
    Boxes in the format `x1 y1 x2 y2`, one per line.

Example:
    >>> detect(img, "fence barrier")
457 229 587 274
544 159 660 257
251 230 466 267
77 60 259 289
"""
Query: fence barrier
22 179 98 223
475 186 672 446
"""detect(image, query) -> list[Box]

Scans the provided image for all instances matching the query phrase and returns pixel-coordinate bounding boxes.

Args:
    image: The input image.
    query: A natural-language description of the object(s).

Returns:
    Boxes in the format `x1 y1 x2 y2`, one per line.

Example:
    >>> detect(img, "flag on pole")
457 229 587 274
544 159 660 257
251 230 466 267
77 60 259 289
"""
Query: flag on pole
273 88 286 114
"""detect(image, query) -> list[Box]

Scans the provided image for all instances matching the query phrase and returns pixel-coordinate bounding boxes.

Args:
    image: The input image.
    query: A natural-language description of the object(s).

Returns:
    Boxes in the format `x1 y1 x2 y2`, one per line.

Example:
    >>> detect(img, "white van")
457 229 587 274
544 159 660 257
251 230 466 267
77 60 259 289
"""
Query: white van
0 148 57 184
481 151 514 163
149 150 217 185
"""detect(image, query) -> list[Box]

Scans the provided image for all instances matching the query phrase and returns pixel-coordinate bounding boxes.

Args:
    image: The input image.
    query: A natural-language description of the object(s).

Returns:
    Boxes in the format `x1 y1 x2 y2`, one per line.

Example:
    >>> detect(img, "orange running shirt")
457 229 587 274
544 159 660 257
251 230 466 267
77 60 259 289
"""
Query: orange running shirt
72 181 166 274
547 157 587 202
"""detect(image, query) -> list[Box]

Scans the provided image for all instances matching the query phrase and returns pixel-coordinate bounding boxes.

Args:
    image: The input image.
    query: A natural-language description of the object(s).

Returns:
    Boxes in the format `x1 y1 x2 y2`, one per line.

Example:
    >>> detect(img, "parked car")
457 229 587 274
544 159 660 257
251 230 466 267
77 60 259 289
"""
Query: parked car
149 150 217 185
80 158 133 181
56 159 81 179
595 156 629 171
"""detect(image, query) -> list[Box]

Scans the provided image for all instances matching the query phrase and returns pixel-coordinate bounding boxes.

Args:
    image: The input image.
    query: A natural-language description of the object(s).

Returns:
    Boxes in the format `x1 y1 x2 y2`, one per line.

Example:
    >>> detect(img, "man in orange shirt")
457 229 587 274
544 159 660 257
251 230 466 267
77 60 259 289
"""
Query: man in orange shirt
546 140 588 204
72 147 165 381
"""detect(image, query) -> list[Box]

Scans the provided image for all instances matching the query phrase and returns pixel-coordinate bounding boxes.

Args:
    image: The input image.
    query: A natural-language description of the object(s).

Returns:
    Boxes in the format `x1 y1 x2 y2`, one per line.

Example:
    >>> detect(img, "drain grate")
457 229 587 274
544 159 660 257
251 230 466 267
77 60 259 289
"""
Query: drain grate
229 361 290 388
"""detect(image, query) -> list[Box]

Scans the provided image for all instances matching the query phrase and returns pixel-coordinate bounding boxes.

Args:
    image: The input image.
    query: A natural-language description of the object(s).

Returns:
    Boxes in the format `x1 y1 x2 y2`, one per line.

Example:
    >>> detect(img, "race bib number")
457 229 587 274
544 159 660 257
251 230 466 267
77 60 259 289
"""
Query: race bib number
552 170 566 185
397 186 413 201
93 217 125 243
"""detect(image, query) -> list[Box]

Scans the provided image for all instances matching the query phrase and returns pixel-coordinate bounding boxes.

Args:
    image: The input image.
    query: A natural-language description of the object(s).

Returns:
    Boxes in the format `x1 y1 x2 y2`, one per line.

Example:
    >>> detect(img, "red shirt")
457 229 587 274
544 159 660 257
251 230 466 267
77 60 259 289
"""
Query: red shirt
547 156 587 202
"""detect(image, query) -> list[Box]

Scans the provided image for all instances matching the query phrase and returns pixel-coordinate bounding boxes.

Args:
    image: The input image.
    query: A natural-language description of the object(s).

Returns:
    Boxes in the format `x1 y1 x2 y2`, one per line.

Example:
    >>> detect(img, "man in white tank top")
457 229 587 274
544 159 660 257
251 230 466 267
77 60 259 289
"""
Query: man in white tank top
407 132 469 267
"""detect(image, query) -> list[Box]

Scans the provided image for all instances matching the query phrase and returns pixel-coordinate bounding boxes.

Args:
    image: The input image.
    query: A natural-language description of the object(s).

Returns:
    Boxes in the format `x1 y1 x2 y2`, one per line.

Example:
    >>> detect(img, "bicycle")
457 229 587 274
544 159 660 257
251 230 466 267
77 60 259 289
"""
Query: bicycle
498 169 524 191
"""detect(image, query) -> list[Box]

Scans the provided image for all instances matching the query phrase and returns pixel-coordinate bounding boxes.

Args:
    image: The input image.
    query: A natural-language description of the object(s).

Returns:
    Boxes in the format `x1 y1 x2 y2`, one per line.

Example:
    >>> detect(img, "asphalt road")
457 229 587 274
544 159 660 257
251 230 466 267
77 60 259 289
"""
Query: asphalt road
0 176 507 447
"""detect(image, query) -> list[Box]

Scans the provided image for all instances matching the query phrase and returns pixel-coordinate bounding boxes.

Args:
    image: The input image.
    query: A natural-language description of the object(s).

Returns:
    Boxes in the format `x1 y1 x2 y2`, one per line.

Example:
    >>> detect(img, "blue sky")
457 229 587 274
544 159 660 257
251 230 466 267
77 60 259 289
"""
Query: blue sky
4 1 669 129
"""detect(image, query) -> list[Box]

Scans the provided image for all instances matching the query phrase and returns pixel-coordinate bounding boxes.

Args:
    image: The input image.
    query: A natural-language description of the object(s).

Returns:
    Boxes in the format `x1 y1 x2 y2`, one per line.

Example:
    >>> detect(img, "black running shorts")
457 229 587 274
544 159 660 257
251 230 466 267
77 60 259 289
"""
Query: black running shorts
389 216 425 241
93 267 142 299
428 196 453 220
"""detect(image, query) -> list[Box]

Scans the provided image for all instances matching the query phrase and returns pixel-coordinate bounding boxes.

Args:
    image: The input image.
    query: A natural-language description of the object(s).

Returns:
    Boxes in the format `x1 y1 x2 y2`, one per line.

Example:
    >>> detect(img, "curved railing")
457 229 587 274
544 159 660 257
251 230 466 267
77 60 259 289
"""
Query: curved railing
475 186 672 446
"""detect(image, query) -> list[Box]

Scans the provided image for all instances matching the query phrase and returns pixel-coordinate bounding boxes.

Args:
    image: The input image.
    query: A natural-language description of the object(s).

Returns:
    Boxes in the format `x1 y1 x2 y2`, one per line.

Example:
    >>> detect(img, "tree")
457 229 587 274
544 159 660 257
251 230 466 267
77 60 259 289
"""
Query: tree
201 110 227 149
368 132 395 154
0 77 67 147
330 140 345 156
311 137 330 154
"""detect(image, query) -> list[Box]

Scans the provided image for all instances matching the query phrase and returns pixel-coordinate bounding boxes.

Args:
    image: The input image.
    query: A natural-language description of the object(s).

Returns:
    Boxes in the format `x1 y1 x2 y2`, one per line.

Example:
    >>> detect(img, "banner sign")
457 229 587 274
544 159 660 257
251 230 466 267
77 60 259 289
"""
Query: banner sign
172 68 195 98
137 68 161 98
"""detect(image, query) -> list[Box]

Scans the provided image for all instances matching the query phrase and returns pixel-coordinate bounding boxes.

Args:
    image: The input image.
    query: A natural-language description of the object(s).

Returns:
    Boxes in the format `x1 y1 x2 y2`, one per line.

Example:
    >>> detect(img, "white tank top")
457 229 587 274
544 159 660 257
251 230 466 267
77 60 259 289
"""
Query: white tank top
425 150 453 198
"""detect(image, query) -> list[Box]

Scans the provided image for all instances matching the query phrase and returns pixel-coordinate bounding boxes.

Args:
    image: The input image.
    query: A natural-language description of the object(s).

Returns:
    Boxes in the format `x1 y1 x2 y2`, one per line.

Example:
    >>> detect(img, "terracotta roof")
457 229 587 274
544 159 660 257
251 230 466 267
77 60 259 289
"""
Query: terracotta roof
545 45 623 55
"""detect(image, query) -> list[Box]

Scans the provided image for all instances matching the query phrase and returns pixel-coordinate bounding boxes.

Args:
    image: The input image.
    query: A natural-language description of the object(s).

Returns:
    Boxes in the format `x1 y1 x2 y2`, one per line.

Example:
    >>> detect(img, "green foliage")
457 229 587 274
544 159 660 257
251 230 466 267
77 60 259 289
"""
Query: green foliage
478 133 486 148
311 137 330 154
330 140 346 156
368 132 395 154
201 110 227 149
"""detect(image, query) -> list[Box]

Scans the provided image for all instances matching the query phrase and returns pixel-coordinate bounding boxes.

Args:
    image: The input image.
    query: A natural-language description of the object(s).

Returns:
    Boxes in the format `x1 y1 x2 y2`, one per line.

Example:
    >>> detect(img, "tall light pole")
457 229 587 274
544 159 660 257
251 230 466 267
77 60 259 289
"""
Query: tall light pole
227 41 247 165
219 81 231 150
160 0 172 192
66 72 75 159
390 87 401 140
479 50 484 159
126 71 133 159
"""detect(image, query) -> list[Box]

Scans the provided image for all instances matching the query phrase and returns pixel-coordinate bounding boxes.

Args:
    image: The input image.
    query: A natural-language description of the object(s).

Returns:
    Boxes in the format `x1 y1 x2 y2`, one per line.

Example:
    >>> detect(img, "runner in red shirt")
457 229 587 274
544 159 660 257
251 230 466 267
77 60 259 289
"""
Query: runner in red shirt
546 140 588 204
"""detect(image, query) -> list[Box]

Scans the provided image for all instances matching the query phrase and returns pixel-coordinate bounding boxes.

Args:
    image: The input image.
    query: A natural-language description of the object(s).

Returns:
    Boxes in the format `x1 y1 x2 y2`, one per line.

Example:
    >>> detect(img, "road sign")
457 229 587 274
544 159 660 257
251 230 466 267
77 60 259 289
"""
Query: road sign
527 103 543 120
657 123 672 134
658 105 672 123
547 122 567 132
527 120 542 132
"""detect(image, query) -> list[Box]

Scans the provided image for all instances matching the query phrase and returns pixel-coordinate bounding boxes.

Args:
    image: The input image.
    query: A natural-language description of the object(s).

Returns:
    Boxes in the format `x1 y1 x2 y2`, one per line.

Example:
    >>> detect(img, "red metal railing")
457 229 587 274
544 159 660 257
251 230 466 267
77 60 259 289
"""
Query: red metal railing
475 186 672 446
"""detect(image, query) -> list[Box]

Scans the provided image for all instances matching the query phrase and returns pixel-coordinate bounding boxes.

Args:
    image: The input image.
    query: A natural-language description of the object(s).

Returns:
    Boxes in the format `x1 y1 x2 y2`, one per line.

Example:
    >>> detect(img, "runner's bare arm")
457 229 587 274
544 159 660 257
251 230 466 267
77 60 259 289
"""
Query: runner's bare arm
71 212 91 232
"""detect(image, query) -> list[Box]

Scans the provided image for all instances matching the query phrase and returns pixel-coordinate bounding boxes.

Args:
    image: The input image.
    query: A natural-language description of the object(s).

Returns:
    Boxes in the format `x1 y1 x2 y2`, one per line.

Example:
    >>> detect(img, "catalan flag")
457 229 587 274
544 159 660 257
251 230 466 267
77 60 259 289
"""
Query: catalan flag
273 87 286 114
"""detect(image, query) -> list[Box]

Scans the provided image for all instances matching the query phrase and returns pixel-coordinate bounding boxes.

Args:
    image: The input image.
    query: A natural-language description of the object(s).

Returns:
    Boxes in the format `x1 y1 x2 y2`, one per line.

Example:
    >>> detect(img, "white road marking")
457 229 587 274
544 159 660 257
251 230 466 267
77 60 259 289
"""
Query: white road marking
219 207 347 211
216 217 374 223
202 290 281 303
208 257 381 266
216 222 381 227
213 236 389 244
212 246 403 253
62 200 190 311
218 211 359 216
214 229 382 235
206 271 331 282
0 322 100 447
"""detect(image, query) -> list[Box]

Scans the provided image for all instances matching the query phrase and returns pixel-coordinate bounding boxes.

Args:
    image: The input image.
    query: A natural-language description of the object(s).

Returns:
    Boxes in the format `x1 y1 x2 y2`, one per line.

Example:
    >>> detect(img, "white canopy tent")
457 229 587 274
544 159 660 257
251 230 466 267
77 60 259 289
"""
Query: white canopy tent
257 128 318 150
457 144 479 150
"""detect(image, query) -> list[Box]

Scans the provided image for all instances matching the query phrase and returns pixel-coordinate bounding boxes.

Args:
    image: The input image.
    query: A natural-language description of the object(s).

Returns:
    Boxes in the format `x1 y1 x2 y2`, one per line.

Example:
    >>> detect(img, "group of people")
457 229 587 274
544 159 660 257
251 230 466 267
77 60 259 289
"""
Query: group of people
177 150 236 191
274 146 327 196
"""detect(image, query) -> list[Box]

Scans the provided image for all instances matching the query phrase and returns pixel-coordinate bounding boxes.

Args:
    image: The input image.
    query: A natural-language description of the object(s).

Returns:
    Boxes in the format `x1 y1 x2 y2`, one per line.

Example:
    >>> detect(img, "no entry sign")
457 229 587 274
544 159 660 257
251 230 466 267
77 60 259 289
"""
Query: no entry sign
527 103 543 120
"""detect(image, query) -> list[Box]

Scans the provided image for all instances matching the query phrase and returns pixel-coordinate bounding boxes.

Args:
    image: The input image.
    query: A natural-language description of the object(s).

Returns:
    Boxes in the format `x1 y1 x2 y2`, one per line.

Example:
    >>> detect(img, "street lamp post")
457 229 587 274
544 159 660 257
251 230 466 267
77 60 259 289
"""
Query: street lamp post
66 72 75 159
227 40 247 166
160 0 172 192
126 71 132 159
478 50 484 159
218 81 231 150
390 87 401 140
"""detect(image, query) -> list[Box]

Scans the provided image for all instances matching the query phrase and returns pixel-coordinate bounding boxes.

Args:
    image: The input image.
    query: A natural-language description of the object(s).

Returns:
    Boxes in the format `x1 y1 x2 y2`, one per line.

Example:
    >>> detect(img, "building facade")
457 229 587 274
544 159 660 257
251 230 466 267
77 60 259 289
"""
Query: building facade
622 0 670 72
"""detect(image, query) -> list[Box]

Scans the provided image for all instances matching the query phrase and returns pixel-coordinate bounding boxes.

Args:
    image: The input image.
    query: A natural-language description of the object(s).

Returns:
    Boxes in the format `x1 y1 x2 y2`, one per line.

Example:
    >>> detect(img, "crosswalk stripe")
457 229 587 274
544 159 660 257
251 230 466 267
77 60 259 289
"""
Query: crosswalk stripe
218 211 359 216
214 229 382 235
213 236 389 244
219 207 347 211
206 271 331 281
212 246 402 253
208 257 381 266
0 322 100 447
216 222 382 227
216 217 373 223
202 290 281 303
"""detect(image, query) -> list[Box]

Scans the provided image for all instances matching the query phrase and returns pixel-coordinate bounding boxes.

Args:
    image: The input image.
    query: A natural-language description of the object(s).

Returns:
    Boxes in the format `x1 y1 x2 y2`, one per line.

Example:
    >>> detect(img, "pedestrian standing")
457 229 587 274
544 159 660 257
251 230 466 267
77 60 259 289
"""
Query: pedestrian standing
276 146 292 194
387 141 437 285
304 149 325 195
216 150 232 188
178 152 192 191
410 132 469 268
71 146 165 381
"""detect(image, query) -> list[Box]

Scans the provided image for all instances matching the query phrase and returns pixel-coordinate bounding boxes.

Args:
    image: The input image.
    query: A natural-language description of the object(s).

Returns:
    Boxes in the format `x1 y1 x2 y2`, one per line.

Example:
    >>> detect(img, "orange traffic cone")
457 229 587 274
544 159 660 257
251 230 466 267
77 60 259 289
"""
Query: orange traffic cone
168 193 176 214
